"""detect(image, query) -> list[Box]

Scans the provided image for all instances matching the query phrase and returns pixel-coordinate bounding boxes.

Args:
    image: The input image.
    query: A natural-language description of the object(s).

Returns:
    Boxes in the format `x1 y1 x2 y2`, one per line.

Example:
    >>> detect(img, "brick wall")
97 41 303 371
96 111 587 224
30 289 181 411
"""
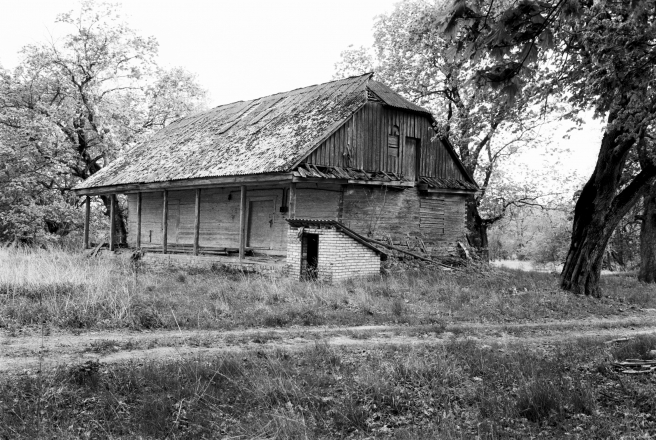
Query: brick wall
287 225 381 282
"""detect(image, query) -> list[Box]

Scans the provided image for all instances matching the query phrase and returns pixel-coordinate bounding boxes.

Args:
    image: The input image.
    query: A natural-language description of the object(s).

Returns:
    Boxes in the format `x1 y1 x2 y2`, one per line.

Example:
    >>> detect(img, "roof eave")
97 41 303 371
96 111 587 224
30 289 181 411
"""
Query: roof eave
74 172 295 196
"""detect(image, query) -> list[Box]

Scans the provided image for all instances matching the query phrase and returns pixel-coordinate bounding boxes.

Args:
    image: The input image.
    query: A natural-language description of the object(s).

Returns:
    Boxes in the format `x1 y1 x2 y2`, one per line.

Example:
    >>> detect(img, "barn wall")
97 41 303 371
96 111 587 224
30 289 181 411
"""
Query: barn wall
303 103 467 181
126 186 290 254
340 186 468 256
294 184 342 220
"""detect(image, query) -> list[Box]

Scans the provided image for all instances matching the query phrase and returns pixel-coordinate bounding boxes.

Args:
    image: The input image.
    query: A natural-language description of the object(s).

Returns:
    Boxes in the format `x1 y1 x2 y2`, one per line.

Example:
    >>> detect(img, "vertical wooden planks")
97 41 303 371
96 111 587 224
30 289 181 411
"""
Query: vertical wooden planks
83 196 90 250
239 185 247 260
193 188 201 255
109 195 115 251
136 192 142 248
374 104 380 171
162 190 168 254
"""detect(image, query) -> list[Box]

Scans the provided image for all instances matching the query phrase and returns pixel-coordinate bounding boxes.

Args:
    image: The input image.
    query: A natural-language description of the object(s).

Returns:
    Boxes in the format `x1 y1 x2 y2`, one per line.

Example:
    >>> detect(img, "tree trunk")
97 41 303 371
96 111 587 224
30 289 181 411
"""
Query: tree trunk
639 183 656 283
466 195 489 261
561 124 655 297
100 194 127 245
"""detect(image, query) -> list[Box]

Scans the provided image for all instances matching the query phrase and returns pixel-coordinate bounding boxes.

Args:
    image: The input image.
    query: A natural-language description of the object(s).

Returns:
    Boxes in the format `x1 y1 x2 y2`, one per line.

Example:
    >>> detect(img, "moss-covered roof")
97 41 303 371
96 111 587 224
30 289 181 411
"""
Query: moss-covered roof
75 74 435 191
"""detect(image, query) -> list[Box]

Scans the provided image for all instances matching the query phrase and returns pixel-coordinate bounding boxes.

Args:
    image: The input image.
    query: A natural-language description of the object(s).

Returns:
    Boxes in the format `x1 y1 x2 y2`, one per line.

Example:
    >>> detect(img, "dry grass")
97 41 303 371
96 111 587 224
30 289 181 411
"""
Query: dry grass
2 247 656 332
3 335 656 438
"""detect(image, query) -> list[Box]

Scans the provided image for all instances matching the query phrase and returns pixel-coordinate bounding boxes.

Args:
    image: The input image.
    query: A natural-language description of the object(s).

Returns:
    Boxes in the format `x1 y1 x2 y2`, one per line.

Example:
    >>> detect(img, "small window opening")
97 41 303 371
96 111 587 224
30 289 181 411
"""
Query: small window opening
301 233 319 280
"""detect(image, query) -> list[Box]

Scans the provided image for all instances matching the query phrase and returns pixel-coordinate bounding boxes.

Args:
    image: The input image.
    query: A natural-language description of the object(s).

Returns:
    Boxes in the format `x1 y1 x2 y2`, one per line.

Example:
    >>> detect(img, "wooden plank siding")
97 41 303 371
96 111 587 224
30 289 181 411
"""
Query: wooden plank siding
303 103 466 182
127 186 292 255
125 184 466 257
340 187 468 255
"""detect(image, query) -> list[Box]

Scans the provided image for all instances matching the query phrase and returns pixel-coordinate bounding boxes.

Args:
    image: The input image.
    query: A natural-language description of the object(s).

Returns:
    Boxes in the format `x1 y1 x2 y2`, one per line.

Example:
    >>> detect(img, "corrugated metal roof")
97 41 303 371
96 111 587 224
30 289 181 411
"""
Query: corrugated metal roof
77 74 375 190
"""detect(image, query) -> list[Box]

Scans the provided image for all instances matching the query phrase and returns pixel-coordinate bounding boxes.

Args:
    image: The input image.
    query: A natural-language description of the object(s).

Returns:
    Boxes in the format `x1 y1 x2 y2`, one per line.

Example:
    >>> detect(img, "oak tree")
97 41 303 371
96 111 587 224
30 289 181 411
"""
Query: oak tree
439 0 656 296
0 1 206 244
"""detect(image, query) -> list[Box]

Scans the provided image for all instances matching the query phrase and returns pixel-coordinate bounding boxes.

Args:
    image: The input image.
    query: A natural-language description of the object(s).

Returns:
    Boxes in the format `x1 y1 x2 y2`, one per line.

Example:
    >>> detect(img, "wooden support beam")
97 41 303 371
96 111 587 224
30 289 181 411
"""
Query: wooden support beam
74 172 294 196
193 188 201 256
83 196 90 250
136 192 142 248
289 182 296 219
239 185 247 260
109 195 115 251
162 190 168 254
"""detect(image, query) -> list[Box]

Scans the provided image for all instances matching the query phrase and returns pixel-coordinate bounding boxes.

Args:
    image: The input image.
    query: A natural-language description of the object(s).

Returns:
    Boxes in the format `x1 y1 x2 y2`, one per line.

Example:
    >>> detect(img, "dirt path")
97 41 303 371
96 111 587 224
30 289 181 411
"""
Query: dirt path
3 314 656 373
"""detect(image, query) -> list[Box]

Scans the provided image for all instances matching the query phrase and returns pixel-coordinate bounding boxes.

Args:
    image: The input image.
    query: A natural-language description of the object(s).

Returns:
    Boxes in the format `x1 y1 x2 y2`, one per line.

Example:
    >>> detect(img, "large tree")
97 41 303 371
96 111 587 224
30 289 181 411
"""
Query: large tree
334 0 563 258
439 0 656 296
0 1 206 245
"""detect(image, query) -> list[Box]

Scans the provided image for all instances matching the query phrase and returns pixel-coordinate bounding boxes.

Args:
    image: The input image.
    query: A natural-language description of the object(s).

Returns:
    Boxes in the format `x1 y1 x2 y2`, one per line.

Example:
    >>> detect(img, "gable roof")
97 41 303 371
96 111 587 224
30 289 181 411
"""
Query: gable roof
75 74 475 192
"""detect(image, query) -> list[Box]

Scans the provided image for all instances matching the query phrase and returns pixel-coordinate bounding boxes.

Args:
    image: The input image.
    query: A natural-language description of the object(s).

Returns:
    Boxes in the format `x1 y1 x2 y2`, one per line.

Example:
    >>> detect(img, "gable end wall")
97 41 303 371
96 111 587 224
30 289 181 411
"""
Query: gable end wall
303 103 467 181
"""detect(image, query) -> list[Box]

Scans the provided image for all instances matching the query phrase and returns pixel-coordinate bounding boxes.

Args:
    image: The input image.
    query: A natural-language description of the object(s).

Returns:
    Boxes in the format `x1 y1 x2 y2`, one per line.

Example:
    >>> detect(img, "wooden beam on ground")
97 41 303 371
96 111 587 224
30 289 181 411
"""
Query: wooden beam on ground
109 195 115 251
162 190 168 254
83 196 90 250
136 192 142 248
289 182 296 219
194 188 201 256
239 185 247 261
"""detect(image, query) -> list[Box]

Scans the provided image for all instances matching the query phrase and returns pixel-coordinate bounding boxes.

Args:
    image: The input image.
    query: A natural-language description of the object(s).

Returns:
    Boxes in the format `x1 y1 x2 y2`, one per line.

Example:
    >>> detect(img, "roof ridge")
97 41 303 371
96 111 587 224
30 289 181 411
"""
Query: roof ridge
206 72 374 112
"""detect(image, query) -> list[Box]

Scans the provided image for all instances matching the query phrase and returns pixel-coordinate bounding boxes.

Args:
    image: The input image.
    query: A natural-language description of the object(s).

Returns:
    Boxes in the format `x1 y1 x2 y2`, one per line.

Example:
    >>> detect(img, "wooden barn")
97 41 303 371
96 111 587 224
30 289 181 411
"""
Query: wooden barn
74 73 478 281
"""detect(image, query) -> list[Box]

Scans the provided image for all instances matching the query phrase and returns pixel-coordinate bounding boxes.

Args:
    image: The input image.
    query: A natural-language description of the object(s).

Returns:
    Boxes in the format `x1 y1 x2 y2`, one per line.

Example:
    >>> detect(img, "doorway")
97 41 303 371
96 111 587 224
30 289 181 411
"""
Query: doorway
247 199 274 249
302 233 319 280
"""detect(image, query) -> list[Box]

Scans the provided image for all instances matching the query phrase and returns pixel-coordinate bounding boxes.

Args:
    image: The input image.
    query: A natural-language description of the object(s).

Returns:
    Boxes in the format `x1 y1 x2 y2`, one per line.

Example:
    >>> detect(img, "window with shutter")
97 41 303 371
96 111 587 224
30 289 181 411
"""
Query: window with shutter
388 125 400 157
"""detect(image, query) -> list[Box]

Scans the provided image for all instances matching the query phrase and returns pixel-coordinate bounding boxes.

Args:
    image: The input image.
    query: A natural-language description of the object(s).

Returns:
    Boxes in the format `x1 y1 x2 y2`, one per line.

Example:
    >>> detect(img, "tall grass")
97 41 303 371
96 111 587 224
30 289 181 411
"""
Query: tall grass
2 247 656 331
2 336 654 438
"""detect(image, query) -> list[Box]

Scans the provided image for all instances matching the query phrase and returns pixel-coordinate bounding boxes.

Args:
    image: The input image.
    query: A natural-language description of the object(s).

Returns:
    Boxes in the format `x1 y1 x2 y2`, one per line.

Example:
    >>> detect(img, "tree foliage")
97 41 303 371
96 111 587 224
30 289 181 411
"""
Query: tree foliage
439 0 656 295
0 0 207 244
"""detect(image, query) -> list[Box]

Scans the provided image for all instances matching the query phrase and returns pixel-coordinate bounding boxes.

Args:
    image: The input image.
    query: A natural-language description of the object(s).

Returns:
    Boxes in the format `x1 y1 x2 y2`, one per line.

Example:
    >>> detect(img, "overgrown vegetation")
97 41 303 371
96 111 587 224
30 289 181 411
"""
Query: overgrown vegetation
2 248 656 333
3 335 656 438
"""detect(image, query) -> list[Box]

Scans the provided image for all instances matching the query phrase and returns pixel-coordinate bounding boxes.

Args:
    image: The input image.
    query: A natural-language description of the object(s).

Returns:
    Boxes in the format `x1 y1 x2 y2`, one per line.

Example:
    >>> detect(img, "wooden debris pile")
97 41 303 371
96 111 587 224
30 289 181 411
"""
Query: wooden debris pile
612 359 656 374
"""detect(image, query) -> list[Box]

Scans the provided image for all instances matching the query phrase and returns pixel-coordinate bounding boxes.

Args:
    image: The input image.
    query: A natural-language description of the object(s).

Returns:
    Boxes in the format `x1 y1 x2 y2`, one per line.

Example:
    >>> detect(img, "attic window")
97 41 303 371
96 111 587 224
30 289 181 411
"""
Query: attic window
388 125 400 158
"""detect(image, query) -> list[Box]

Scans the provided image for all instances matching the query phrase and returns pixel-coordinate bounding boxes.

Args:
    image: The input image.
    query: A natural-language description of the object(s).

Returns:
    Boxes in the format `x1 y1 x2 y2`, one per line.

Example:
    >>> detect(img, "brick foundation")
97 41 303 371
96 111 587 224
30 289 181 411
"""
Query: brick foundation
287 225 382 282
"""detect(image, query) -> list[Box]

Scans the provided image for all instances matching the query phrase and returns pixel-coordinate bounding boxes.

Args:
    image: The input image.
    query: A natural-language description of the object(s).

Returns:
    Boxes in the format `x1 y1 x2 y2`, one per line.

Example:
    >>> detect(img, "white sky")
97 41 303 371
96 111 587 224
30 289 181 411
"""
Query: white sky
0 0 602 180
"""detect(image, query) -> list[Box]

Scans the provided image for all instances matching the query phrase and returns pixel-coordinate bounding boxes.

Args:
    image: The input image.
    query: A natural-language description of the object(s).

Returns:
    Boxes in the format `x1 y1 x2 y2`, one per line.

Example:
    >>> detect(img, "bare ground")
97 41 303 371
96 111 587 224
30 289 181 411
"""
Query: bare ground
3 312 656 374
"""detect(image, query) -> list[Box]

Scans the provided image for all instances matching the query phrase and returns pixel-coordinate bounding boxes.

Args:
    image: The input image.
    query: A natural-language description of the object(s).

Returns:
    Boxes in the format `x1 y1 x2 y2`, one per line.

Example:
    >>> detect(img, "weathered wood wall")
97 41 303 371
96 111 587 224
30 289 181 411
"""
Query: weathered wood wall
126 187 290 254
303 102 466 181
341 187 467 255
125 184 466 257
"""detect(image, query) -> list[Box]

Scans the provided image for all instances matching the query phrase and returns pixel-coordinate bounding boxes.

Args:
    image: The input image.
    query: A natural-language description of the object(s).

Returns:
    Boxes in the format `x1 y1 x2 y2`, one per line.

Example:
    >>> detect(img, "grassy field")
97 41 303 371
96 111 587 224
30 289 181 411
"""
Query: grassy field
2 248 656 333
3 335 656 438
3 248 656 438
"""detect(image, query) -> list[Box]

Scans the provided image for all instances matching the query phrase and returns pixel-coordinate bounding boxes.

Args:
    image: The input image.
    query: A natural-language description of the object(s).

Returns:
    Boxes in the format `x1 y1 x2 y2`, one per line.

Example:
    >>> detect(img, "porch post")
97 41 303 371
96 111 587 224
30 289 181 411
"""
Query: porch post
83 196 90 250
136 192 142 249
239 185 247 261
109 195 115 251
162 190 168 254
193 188 201 256
289 182 296 219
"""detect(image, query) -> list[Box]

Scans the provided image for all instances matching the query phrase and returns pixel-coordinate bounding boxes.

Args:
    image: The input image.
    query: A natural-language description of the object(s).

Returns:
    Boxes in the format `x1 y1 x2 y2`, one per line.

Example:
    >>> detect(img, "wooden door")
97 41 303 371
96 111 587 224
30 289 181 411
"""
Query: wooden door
247 199 274 249
404 137 419 181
